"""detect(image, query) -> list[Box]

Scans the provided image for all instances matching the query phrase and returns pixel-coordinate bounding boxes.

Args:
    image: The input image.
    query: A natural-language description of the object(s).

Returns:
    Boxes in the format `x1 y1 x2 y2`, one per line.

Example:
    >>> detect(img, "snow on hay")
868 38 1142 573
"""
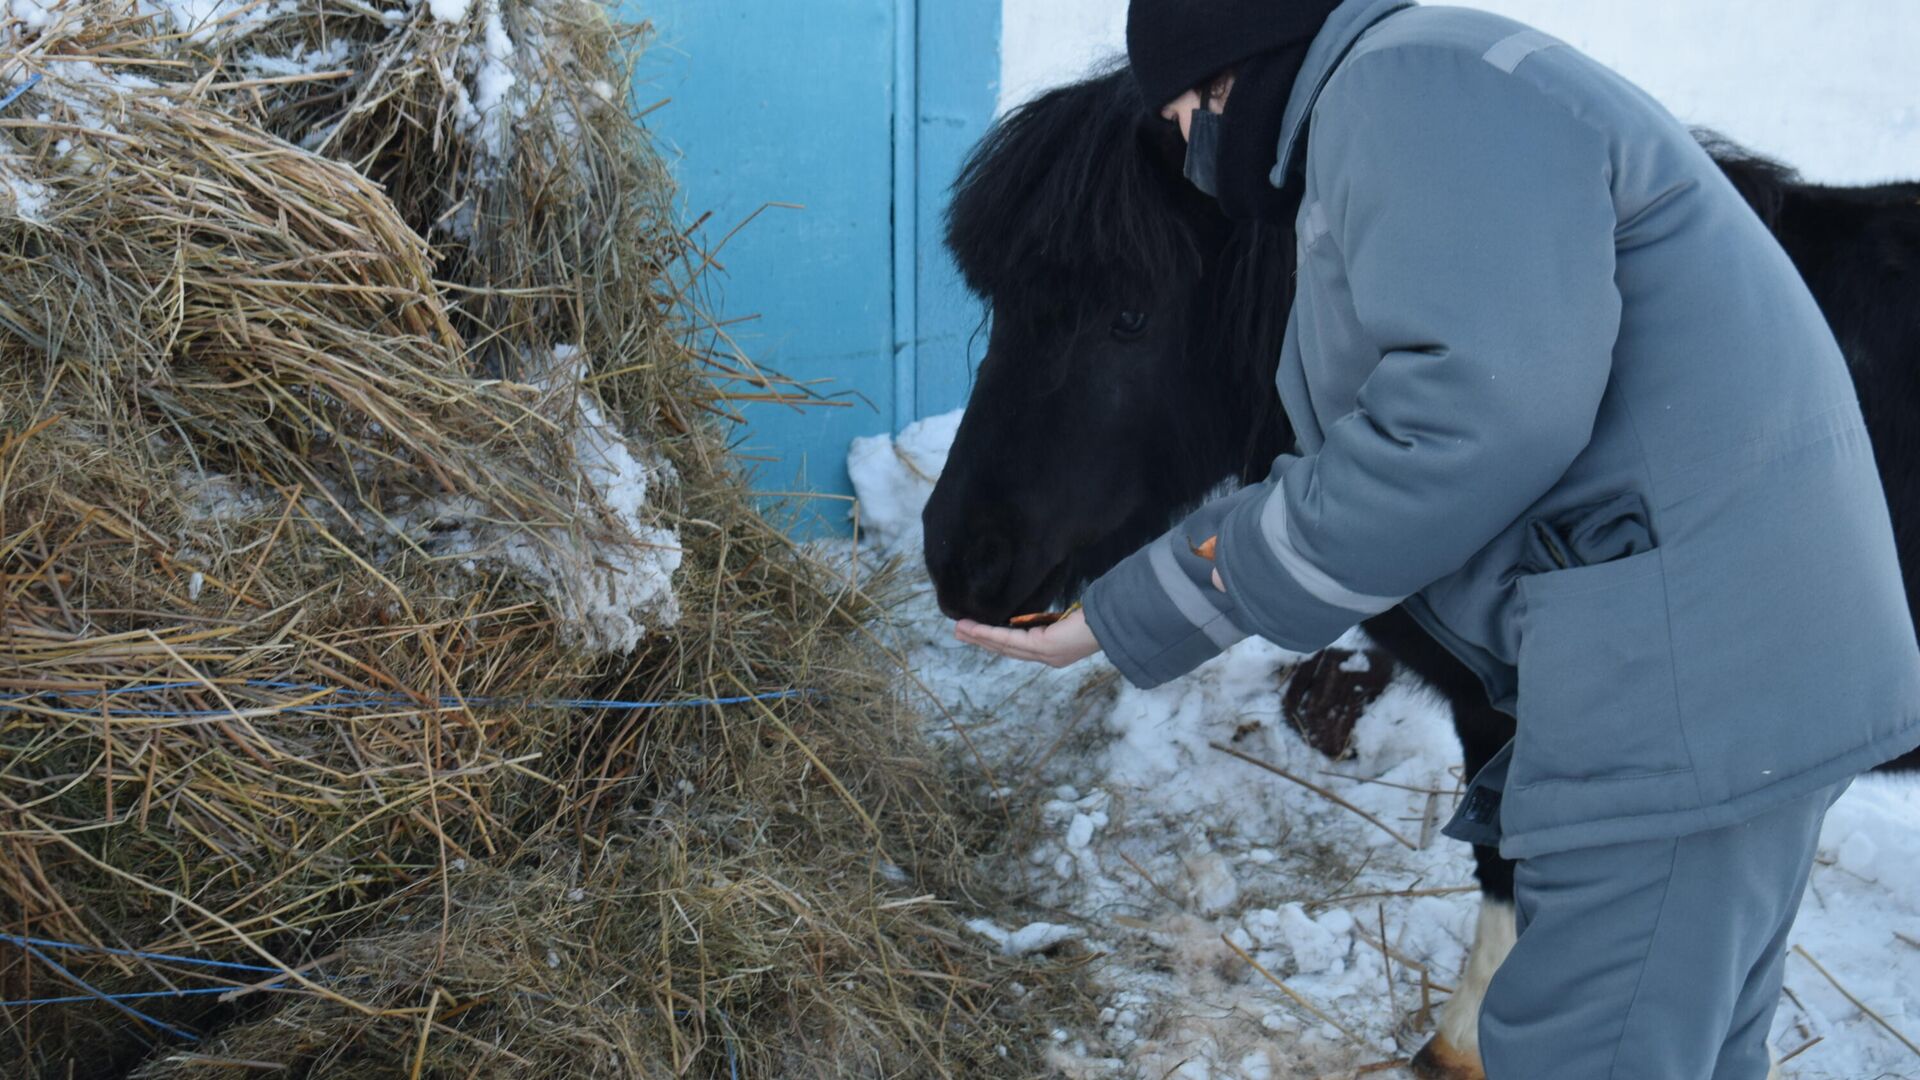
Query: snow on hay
0 4 1076 1076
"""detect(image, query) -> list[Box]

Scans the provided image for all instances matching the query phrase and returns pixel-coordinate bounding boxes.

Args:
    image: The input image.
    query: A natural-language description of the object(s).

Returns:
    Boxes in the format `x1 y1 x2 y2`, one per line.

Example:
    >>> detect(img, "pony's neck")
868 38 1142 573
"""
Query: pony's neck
1195 218 1299 486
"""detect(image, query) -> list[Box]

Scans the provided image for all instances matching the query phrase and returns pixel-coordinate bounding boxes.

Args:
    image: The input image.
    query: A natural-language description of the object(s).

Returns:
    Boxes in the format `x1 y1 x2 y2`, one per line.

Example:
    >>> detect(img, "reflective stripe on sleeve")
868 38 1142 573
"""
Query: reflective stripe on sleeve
1482 29 1562 75
1256 488 1405 615
1147 538 1245 651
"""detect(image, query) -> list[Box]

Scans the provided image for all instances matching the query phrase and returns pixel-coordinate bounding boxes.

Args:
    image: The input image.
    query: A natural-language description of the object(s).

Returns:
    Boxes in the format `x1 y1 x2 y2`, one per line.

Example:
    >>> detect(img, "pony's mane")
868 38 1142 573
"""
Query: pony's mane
1693 127 1800 229
945 64 1302 490
945 66 1204 309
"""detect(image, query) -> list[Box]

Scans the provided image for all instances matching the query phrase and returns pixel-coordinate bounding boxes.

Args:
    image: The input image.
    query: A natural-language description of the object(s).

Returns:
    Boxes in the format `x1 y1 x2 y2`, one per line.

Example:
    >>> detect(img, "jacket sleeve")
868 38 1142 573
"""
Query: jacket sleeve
1089 45 1624 686
1081 476 1276 690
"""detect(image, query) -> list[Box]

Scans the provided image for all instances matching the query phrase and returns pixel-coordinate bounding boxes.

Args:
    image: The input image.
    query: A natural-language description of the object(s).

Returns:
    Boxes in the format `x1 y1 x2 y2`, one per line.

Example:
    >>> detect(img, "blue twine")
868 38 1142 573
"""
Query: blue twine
4 935 741 1076
707 1007 742 1080
0 933 287 976
0 683 817 719
0 73 43 116
13 939 199 1042
0 984 292 1007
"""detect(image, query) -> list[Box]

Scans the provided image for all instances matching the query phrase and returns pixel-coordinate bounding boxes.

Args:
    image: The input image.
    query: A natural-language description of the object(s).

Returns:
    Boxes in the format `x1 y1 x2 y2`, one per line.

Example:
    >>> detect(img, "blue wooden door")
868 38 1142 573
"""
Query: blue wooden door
633 1 999 536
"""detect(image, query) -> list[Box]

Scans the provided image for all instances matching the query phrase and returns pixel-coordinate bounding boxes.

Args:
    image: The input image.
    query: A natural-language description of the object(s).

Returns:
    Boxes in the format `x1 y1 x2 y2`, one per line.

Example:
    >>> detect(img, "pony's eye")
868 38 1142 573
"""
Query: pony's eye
1112 310 1150 340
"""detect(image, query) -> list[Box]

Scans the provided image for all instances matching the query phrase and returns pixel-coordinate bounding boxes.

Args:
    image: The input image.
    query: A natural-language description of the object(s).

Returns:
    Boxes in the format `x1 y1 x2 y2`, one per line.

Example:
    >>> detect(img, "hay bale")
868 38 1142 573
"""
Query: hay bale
0 2 1076 1075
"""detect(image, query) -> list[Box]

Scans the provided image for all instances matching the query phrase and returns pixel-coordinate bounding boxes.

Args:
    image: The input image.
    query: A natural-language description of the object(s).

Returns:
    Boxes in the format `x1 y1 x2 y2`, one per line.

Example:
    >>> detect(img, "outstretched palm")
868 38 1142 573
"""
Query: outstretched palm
954 609 1101 668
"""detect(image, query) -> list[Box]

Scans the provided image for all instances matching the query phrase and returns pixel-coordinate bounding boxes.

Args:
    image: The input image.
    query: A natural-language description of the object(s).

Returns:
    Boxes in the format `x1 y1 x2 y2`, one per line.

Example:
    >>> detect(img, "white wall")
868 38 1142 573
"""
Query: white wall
998 0 1128 115
998 0 1920 183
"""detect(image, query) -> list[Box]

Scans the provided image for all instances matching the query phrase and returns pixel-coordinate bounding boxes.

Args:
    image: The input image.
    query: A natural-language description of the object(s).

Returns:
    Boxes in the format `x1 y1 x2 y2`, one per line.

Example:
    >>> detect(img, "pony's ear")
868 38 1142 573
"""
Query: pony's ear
1136 110 1189 181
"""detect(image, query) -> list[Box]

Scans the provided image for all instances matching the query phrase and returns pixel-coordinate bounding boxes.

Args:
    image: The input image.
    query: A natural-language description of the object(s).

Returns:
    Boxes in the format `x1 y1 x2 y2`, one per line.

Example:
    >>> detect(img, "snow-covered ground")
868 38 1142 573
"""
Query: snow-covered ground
833 412 1920 1080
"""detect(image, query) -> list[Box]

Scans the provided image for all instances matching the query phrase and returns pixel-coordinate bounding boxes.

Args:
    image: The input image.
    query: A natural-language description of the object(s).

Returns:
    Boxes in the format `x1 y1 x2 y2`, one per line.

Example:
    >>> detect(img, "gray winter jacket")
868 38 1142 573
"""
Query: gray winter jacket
1082 0 1920 858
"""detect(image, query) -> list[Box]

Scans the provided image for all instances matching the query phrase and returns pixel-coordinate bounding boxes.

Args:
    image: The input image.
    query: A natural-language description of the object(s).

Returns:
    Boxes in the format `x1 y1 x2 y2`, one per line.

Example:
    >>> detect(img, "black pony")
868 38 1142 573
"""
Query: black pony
925 66 1920 1078
924 70 1297 624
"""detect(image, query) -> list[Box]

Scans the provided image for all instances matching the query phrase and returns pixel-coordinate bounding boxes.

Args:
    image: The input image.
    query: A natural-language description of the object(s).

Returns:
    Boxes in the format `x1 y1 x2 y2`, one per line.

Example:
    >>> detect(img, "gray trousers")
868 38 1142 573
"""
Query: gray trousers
1447 743 1849 1080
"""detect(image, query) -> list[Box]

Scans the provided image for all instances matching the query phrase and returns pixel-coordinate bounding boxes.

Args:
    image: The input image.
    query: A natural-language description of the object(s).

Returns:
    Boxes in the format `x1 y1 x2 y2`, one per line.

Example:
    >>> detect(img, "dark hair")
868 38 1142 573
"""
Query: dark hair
944 65 1301 484
946 65 1204 317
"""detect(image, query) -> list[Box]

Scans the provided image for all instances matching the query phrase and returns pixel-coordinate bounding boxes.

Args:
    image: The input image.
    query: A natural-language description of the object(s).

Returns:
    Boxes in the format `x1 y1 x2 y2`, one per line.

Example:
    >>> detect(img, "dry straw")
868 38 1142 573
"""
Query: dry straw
0 0 1076 1075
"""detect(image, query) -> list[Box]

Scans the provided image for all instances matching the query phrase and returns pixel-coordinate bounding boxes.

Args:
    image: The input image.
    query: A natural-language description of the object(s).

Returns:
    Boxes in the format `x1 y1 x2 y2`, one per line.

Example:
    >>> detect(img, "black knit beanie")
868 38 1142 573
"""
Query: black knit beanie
1126 0 1347 111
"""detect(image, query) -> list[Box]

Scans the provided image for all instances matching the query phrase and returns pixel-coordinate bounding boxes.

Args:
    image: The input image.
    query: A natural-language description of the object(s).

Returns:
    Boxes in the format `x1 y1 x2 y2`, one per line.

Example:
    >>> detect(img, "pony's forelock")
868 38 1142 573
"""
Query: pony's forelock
945 65 1204 315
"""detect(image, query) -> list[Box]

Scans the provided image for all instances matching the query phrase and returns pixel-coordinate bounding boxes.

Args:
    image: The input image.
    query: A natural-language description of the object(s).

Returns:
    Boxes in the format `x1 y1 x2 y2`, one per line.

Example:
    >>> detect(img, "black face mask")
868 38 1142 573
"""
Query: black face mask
1182 106 1225 199
1177 44 1312 222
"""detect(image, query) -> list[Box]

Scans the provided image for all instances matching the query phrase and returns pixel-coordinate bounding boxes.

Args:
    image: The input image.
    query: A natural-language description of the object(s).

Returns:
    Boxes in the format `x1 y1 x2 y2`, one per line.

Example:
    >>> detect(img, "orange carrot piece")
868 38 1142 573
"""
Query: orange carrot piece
1008 601 1082 629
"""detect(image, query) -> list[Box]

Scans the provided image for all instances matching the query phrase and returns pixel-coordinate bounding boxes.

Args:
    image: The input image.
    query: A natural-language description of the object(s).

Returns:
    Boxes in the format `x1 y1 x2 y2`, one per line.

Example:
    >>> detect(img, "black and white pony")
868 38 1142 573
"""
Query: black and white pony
923 67 1920 1079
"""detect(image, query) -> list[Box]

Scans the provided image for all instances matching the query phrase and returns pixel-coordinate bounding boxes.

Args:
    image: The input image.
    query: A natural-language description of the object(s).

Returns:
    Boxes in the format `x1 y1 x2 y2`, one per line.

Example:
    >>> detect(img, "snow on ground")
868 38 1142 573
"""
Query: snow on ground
833 411 1920 1080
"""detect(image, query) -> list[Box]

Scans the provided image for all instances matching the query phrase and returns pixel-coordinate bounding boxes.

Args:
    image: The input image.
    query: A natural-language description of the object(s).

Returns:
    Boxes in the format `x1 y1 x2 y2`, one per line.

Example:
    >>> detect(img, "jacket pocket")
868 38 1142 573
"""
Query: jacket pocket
1520 491 1654 576
1511 545 1692 790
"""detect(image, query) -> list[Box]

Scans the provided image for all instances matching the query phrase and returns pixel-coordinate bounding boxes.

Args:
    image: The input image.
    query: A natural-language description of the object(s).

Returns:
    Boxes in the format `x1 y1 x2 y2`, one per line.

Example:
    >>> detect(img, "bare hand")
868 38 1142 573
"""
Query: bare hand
954 608 1101 668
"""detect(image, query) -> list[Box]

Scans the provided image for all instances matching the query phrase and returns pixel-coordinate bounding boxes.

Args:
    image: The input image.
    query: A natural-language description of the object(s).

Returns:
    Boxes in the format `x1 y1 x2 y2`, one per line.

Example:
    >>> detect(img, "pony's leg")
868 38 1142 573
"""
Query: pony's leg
1356 611 1519 1080
1411 896 1515 1080
1415 706 1521 1077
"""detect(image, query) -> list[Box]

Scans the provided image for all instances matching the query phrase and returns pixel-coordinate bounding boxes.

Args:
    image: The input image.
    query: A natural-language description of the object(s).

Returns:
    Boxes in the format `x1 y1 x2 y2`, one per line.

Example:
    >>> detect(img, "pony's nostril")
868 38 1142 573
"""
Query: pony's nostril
965 532 1014 593
921 492 1037 620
